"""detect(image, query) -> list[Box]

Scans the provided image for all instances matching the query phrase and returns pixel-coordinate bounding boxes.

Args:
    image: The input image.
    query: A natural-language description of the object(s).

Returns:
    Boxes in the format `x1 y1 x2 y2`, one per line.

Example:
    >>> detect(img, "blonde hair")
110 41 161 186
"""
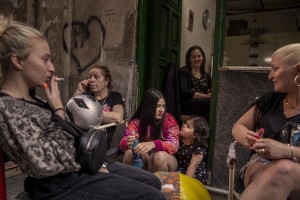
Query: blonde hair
272 43 300 69
0 15 46 83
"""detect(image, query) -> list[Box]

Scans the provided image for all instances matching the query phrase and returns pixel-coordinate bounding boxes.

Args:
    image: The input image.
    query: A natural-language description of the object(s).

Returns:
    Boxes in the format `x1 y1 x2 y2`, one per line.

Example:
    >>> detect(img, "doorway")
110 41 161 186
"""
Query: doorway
136 0 182 100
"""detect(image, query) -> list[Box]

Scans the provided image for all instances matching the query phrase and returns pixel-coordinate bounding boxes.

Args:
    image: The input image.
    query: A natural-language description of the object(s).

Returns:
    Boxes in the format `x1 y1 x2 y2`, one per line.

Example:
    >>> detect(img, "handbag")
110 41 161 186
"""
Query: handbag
65 94 107 174
77 128 107 174
68 122 108 174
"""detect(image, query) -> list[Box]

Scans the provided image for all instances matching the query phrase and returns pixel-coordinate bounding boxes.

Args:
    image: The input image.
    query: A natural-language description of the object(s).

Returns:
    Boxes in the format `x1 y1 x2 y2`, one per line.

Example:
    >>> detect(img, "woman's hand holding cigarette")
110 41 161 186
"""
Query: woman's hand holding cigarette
43 76 65 118
55 77 65 81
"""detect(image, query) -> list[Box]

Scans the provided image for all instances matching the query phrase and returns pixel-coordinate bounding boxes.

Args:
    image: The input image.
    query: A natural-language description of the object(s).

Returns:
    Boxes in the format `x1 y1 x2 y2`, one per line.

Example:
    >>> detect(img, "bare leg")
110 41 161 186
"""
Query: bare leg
148 151 177 173
123 149 151 170
241 159 300 200
122 149 133 165
142 153 150 170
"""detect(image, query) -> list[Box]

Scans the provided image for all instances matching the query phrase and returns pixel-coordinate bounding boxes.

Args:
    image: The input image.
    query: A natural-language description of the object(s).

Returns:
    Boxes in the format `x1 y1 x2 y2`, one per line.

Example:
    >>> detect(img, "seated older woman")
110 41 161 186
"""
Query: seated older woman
74 64 124 146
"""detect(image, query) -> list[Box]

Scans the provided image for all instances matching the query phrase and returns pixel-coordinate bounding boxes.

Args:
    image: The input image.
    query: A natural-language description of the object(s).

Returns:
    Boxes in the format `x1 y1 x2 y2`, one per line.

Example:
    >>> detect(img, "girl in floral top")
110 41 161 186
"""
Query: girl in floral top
175 116 209 184
119 88 180 172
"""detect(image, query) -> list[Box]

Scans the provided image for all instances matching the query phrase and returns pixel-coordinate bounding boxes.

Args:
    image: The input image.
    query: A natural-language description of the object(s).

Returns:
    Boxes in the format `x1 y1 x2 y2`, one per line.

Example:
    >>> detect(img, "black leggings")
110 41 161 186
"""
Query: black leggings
25 160 165 200
181 98 210 121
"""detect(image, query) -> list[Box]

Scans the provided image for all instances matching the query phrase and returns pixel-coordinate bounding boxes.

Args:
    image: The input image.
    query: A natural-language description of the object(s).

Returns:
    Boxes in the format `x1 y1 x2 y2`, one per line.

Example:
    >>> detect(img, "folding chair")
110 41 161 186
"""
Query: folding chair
105 97 127 160
98 121 126 159
226 141 250 200
227 141 239 200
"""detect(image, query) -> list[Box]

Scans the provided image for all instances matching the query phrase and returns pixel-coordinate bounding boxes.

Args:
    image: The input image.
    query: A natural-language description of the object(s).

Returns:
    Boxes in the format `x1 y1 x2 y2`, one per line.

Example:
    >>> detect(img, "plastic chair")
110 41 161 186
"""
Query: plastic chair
0 149 7 200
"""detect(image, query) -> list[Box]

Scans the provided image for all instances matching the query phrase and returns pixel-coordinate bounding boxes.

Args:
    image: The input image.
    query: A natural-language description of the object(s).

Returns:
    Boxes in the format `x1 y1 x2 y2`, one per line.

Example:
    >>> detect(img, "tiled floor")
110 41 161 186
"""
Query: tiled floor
6 173 26 200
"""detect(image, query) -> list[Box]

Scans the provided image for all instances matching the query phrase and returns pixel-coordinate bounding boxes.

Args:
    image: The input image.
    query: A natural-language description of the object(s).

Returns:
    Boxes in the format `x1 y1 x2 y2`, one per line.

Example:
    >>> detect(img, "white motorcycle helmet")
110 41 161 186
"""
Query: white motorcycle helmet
66 94 103 131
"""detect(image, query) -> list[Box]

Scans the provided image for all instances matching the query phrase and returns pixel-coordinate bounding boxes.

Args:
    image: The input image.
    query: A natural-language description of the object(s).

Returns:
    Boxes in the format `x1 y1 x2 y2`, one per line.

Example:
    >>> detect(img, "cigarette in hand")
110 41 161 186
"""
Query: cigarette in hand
55 77 65 81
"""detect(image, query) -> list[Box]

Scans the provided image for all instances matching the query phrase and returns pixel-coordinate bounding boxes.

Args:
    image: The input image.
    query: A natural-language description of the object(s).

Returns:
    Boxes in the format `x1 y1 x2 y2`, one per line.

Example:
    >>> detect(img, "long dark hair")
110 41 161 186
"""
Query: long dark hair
185 45 207 77
190 116 209 148
131 88 166 142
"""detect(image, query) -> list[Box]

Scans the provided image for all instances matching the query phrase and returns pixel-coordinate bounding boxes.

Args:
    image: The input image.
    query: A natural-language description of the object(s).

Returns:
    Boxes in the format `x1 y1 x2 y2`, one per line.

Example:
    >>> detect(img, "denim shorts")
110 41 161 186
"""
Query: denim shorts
239 153 271 180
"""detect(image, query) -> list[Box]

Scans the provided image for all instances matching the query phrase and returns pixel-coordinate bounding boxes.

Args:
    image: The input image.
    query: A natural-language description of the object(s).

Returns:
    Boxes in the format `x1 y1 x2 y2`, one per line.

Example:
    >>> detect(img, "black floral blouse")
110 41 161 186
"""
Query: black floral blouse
175 140 208 184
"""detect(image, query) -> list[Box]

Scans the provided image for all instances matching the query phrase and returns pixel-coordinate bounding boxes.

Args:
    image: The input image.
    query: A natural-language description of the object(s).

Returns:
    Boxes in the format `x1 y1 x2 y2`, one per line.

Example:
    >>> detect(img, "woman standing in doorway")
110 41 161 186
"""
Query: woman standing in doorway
178 45 211 120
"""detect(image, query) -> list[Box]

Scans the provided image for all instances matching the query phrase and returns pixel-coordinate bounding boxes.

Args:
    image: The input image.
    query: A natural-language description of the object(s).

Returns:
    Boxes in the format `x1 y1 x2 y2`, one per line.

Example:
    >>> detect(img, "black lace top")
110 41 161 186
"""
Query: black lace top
191 76 210 94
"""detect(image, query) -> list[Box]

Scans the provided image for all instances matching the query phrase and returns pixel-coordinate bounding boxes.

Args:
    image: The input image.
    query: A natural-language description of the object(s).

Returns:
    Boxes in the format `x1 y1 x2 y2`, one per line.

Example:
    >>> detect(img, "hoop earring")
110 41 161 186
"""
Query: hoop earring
295 75 300 87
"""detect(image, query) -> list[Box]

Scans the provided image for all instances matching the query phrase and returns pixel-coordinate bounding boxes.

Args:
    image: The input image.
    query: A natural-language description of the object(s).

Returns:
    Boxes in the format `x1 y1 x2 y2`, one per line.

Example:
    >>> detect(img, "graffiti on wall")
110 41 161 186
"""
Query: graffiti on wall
63 16 105 74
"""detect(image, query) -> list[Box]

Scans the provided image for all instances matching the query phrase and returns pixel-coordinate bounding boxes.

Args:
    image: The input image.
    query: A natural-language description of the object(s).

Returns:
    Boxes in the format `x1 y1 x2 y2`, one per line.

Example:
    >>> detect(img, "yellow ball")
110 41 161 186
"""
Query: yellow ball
154 171 211 200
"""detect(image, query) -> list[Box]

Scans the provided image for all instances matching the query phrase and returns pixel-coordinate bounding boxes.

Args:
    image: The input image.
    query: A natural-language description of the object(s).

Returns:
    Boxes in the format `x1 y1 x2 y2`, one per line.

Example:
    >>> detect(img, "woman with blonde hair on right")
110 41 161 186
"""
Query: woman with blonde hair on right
232 43 300 200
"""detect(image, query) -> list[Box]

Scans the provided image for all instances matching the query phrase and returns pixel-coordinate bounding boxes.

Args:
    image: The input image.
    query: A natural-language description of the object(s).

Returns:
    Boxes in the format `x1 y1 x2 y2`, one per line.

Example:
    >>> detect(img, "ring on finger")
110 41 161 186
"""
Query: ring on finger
259 148 265 155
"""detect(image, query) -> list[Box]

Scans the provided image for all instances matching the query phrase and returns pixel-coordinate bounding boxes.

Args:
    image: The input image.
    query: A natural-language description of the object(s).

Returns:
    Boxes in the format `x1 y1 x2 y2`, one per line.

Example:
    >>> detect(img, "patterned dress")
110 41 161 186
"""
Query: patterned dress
175 140 208 184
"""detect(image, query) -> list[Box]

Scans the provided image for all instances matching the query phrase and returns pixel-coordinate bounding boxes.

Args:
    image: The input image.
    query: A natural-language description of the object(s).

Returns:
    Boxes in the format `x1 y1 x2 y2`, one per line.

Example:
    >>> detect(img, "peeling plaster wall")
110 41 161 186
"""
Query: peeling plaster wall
0 0 70 102
30 0 67 102
35 0 65 79
0 0 28 22
65 0 137 117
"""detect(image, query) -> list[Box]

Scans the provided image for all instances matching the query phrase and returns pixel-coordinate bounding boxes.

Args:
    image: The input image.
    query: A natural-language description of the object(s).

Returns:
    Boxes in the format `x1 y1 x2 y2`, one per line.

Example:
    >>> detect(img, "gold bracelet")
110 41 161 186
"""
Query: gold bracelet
288 144 298 162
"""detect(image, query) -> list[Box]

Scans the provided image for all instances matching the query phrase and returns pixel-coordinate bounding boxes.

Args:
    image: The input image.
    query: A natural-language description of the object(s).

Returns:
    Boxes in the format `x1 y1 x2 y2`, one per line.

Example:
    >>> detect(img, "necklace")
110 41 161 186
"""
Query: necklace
284 97 300 116
99 95 108 107
95 90 109 107
285 98 300 109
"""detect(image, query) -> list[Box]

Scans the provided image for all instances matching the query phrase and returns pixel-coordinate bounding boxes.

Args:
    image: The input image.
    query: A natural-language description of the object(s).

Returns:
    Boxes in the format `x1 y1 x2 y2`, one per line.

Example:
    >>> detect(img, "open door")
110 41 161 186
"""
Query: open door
147 0 182 90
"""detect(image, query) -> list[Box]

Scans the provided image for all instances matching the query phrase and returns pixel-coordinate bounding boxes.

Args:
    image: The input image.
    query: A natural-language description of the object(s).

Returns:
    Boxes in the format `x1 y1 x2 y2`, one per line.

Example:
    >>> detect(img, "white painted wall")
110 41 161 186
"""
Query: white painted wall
180 0 216 73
